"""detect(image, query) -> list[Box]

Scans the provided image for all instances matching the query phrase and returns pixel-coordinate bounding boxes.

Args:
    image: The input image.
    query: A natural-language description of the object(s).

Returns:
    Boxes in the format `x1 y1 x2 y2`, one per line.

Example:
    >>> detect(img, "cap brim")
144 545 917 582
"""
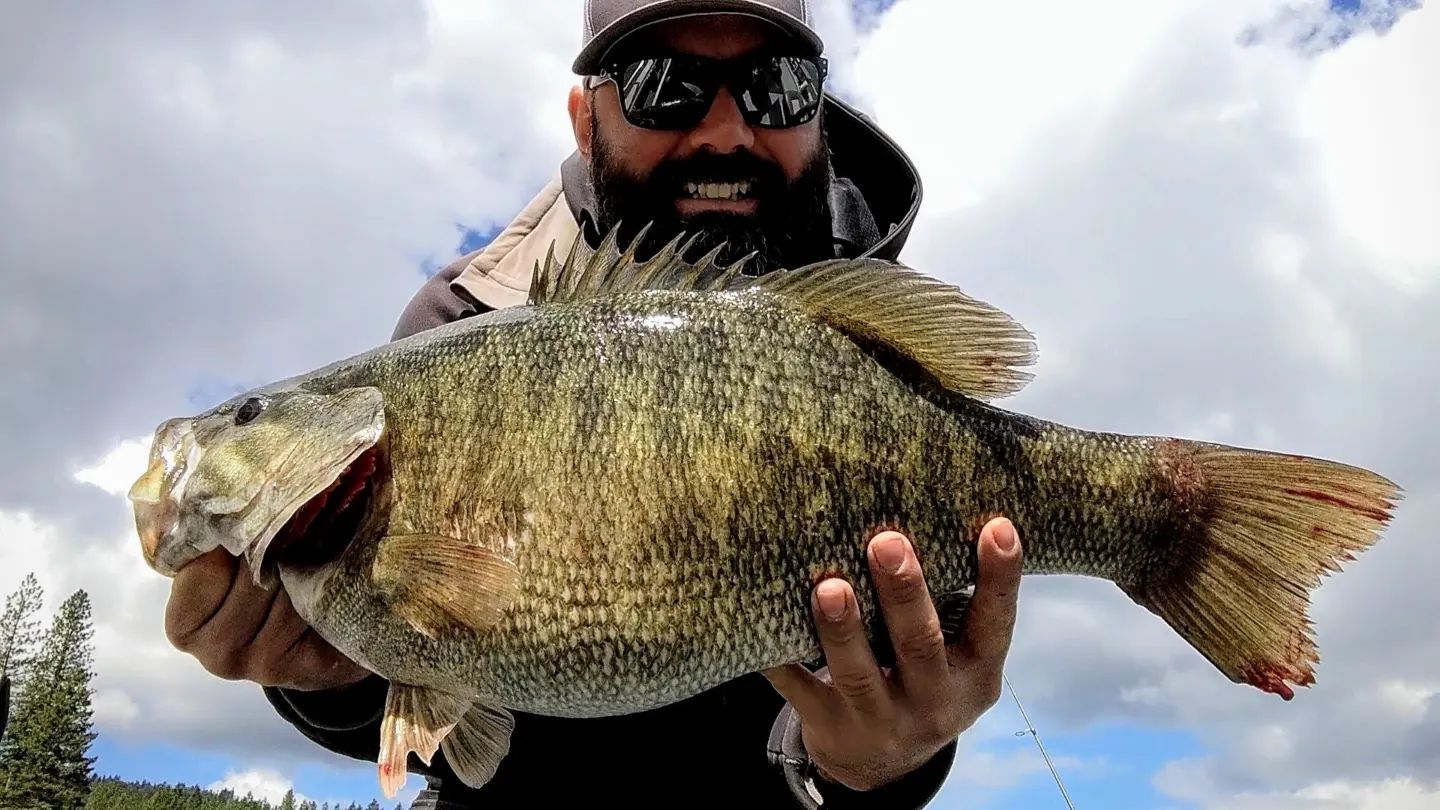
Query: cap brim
573 0 823 74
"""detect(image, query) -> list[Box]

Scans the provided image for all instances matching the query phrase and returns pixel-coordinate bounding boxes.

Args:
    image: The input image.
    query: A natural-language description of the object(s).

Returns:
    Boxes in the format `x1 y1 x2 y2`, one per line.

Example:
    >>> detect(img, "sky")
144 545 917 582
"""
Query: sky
0 0 1436 808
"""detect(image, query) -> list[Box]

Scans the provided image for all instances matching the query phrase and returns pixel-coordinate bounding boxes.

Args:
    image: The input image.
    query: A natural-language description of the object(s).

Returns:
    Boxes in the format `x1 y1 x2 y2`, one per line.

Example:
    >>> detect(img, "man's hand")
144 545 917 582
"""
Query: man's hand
164 548 371 692
763 517 1023 792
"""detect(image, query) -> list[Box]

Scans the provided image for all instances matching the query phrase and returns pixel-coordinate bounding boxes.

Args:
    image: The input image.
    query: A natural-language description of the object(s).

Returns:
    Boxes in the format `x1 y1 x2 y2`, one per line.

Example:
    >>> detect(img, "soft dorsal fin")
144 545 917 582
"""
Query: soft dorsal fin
528 222 756 306
751 259 1038 400
527 224 1037 400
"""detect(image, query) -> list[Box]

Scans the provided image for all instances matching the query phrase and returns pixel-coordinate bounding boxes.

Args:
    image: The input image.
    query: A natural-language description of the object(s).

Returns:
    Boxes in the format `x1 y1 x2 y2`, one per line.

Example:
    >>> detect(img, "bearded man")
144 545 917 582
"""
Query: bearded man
162 2 1024 807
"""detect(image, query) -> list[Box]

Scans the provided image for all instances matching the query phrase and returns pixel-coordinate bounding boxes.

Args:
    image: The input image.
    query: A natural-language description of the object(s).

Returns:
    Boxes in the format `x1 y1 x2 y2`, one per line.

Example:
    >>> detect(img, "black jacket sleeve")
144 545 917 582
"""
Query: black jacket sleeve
264 676 955 809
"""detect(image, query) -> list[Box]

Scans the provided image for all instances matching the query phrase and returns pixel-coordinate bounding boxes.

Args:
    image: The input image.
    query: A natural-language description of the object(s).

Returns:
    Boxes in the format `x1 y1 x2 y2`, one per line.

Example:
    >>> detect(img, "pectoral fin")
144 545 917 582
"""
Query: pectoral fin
372 533 521 639
440 701 516 789
378 683 469 798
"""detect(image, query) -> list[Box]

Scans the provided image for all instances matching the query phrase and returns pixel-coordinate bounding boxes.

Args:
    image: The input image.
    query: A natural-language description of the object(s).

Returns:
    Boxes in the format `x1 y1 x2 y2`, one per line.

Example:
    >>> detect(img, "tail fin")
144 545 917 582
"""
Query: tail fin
1122 443 1400 700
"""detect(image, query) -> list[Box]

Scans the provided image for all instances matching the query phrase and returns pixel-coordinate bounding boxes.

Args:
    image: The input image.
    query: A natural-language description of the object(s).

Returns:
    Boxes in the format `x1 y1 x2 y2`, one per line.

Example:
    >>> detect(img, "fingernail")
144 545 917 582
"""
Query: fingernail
993 520 1016 552
872 534 906 573
816 580 848 621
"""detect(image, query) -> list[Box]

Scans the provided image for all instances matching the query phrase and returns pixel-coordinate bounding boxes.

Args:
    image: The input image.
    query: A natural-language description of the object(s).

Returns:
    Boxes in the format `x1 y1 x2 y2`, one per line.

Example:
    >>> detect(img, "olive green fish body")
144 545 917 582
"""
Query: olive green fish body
281 287 1193 717
132 234 1399 796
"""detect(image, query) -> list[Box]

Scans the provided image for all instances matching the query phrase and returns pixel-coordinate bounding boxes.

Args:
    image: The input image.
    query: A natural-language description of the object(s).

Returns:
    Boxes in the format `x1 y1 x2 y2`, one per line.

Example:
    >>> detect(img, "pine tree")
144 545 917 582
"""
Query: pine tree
278 789 296 810
0 589 99 810
0 573 44 686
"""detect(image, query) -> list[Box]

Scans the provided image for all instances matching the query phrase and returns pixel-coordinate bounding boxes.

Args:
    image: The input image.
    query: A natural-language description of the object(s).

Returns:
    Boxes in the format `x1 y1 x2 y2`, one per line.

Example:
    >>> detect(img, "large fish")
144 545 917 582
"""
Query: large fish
130 230 1400 797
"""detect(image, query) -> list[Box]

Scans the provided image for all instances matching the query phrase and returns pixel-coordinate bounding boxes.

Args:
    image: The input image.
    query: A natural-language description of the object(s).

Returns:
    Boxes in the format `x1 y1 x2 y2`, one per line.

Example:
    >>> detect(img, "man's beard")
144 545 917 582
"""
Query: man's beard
588 130 836 277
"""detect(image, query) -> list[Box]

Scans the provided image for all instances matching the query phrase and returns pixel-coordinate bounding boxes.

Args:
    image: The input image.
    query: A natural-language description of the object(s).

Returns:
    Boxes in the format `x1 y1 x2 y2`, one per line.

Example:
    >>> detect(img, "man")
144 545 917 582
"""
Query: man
161 2 1024 807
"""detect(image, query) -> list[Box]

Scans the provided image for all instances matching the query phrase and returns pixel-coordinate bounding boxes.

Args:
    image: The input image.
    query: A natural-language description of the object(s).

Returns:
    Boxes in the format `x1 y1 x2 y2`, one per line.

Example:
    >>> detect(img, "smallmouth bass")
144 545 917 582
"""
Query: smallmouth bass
130 230 1400 796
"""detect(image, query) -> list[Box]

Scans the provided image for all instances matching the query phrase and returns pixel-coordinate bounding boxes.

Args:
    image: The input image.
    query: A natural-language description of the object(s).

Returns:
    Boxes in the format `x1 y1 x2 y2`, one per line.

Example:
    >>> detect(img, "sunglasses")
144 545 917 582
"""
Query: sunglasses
593 52 828 130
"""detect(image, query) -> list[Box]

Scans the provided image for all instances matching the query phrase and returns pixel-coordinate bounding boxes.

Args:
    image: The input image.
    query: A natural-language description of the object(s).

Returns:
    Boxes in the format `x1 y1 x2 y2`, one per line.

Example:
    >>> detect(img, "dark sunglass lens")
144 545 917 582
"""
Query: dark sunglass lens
615 57 714 129
737 56 823 128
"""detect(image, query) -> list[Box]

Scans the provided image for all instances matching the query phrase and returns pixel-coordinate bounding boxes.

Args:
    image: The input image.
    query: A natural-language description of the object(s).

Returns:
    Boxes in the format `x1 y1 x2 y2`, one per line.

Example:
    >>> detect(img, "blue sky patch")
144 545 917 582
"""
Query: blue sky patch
420 223 503 278
934 720 1207 809
1239 0 1423 55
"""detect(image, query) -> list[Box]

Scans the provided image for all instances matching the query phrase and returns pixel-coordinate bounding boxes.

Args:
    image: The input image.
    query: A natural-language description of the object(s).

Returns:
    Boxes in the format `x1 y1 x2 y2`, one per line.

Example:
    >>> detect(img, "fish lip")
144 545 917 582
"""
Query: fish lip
129 419 197 572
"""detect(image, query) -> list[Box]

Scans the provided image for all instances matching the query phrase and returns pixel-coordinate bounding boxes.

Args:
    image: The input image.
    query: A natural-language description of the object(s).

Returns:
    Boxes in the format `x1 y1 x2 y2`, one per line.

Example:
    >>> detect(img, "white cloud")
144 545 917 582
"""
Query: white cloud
92 688 141 729
209 768 304 806
0 510 63 618
73 435 153 498
1156 768 1440 810
845 0 1221 212
1294 0 1440 278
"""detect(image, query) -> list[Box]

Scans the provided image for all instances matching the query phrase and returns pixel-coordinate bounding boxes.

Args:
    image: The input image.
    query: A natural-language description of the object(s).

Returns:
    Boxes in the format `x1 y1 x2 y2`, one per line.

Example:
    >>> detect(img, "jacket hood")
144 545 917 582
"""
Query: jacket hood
559 91 923 262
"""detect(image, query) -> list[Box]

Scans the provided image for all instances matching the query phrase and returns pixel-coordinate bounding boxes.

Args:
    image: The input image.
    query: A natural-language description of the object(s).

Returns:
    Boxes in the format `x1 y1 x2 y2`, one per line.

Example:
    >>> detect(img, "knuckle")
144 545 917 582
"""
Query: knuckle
203 650 249 682
832 669 882 701
974 671 1003 709
164 619 196 650
894 620 945 664
884 570 928 603
820 620 863 648
915 712 953 746
246 647 287 686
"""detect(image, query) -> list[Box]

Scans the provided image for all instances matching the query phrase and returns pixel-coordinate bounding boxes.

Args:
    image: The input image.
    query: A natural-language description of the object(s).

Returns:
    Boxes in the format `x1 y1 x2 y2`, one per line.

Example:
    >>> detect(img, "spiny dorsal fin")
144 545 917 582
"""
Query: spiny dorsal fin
529 225 1037 400
527 221 756 306
752 259 1038 400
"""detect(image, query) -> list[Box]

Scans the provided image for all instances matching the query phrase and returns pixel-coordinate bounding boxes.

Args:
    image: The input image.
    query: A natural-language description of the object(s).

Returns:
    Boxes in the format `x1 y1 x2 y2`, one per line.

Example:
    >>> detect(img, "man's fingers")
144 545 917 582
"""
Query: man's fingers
761 663 832 720
165 548 242 648
247 587 329 685
811 578 890 715
957 517 1023 668
867 532 949 695
274 626 371 691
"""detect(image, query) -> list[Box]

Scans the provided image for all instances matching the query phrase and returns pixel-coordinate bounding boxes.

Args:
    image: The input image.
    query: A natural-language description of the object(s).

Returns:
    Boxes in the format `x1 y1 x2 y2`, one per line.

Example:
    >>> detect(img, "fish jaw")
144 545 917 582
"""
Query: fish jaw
129 418 202 575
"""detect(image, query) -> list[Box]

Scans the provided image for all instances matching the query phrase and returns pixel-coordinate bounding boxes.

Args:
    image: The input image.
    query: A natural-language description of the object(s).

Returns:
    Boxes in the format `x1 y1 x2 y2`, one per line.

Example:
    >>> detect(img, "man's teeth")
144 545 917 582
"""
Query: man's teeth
684 181 751 200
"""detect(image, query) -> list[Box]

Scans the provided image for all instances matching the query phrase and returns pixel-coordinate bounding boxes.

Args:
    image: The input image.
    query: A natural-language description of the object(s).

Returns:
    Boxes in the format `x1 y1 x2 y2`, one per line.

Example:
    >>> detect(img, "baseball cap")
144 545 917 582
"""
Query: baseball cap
573 0 824 74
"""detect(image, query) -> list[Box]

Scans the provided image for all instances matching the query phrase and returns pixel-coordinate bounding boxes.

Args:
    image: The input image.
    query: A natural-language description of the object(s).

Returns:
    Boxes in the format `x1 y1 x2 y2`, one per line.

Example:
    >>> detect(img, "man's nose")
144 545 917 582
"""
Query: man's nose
682 85 756 154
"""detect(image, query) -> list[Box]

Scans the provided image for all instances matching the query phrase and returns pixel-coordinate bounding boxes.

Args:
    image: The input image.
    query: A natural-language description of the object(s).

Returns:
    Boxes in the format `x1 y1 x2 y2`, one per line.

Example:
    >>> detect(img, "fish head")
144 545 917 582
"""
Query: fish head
129 385 387 588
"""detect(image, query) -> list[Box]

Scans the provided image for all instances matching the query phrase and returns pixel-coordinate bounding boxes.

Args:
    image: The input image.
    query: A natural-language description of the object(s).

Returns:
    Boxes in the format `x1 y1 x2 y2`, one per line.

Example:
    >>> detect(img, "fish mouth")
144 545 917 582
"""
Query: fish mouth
263 441 384 570
129 419 198 572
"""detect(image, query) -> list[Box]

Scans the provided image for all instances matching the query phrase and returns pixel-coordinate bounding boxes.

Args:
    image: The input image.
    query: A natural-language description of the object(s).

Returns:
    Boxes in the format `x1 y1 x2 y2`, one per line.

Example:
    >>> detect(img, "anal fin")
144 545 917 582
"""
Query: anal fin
372 533 521 639
378 684 469 798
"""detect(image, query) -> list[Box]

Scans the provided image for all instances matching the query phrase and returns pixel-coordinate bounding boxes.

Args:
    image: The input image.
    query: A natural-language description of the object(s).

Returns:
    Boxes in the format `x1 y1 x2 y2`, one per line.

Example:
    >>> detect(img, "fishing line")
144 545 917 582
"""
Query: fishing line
1007 673 1077 810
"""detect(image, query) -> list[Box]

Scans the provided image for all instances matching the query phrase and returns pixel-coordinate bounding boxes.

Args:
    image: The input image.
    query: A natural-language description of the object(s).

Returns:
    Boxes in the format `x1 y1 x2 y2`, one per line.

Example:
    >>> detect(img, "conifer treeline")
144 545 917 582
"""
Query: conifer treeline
83 779 403 810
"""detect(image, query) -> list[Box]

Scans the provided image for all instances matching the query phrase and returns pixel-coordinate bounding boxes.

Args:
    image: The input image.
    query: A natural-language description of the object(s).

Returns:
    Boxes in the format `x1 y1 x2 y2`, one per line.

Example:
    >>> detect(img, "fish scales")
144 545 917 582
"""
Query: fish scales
131 233 1399 796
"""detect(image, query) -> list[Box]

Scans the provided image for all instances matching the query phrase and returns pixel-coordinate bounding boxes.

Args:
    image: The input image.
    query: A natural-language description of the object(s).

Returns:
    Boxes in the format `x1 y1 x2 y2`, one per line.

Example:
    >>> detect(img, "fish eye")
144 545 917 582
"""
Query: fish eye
234 397 266 426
